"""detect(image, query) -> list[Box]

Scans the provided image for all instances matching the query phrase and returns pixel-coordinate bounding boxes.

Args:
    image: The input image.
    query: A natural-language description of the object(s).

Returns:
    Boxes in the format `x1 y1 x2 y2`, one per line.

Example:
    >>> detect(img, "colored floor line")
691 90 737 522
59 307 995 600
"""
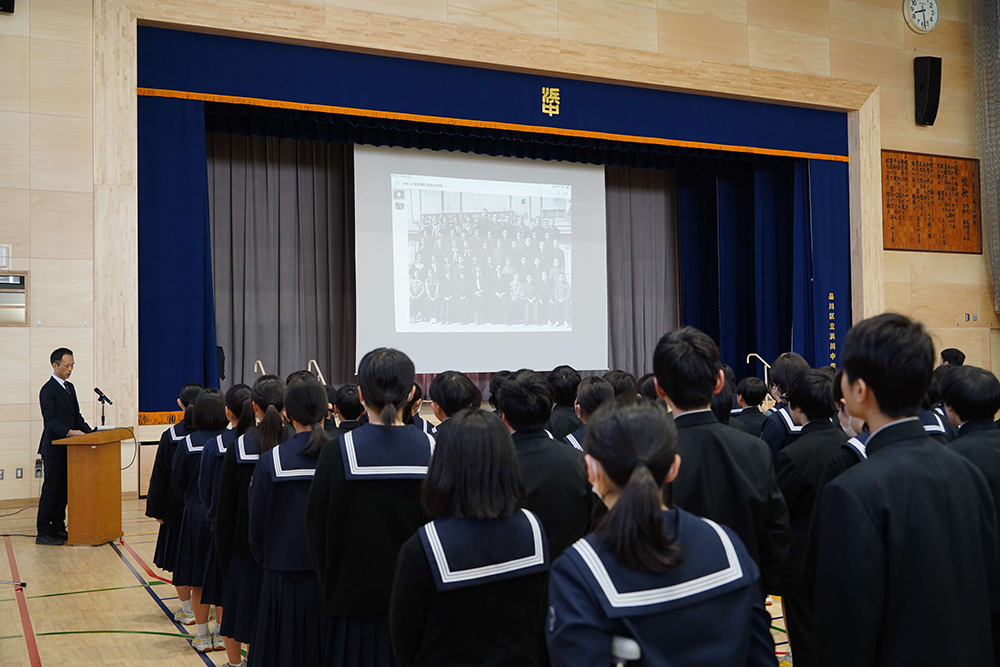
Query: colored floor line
3 534 42 667
109 541 215 667
0 581 168 604
118 538 172 584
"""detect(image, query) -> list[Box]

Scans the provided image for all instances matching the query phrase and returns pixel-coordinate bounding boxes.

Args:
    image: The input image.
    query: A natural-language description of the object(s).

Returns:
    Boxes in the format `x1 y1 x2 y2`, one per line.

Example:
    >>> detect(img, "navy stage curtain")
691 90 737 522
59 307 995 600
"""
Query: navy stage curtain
678 160 851 377
138 96 220 412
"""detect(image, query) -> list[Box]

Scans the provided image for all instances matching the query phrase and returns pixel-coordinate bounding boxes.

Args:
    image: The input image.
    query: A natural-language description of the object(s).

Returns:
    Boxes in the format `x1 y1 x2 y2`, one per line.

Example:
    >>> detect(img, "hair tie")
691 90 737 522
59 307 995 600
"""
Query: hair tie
631 458 648 471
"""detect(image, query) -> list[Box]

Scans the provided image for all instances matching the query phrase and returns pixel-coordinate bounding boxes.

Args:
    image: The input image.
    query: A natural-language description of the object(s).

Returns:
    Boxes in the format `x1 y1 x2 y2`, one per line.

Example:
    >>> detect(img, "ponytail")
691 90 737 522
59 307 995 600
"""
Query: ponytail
240 397 255 433
284 377 331 457
178 382 204 431
357 348 415 427
379 402 399 427
252 375 288 453
302 425 331 458
585 399 683 573
225 384 253 435
258 404 284 453
182 404 195 431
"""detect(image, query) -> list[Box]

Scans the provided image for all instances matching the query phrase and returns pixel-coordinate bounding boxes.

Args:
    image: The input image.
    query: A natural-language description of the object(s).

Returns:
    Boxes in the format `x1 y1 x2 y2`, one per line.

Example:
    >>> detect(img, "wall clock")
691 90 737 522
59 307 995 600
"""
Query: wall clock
904 0 939 34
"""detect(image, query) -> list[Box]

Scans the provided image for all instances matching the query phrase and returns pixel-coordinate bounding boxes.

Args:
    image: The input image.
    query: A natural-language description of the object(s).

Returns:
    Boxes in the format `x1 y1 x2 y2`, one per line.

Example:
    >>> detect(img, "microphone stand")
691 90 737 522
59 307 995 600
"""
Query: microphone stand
98 395 109 426
0 579 27 588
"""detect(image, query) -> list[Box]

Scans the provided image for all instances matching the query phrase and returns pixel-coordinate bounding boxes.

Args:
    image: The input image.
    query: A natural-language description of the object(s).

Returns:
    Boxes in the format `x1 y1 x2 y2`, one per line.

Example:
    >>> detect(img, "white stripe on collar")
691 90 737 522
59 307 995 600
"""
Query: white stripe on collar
730 408 743 415
924 412 946 434
425 509 545 584
272 445 315 478
215 435 228 454
572 518 743 608
169 424 183 441
184 434 203 453
237 433 259 461
565 433 583 451
845 437 868 460
776 407 804 433
343 430 434 476
544 429 555 439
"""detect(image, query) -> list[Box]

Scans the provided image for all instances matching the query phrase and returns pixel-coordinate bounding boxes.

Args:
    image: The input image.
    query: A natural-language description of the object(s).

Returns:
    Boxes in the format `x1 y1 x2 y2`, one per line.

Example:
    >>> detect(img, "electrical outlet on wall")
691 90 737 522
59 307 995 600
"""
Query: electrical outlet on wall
35 460 42 478
0 469 5 480
15 468 22 479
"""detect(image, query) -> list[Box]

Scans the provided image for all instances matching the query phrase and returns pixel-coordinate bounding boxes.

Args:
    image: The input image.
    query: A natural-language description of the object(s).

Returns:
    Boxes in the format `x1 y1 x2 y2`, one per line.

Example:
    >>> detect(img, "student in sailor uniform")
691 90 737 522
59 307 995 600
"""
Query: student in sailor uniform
146 382 202 625
547 366 583 440
405 383 433 434
390 409 549 666
734 376 768 437
198 383 252 662
602 370 638 404
772 370 846 667
305 348 435 667
814 314 1000 665
170 388 229 654
760 352 810 458
428 371 482 437
712 378 748 433
926 364 959 442
216 375 293 667
652 327 790 596
328 383 366 438
248 376 331 667
563 377 614 453
546 400 777 667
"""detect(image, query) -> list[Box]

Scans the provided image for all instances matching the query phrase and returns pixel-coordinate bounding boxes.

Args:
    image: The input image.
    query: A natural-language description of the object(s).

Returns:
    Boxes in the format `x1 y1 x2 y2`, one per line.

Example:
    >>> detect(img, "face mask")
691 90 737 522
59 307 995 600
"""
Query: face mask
589 459 603 500
839 409 857 438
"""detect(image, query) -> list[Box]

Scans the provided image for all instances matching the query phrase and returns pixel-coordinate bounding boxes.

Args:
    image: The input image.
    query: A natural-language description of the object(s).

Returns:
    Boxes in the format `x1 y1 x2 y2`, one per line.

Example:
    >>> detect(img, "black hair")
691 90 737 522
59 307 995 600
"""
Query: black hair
721 364 736 389
403 383 422 426
831 369 845 404
192 388 228 431
603 370 638 404
225 384 254 436
334 384 364 421
50 347 73 365
285 370 315 385
841 313 934 418
488 371 512 410
652 327 721 410
736 376 767 407
576 376 615 418
927 365 953 406
637 373 658 402
497 370 553 431
941 348 966 366
358 348 415 426
547 366 582 407
325 385 337 410
585 399 682 573
429 371 483 417
770 352 810 398
284 376 332 457
179 383 203 430
421 409 524 519
251 375 287 453
942 366 1000 422
787 369 837 422
710 381 735 425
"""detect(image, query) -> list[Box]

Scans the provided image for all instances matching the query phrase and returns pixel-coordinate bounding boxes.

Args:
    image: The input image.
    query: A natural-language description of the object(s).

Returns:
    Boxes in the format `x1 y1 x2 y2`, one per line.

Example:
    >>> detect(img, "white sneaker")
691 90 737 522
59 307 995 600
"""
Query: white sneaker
778 648 793 666
765 595 774 606
173 609 195 626
191 634 213 653
213 633 226 651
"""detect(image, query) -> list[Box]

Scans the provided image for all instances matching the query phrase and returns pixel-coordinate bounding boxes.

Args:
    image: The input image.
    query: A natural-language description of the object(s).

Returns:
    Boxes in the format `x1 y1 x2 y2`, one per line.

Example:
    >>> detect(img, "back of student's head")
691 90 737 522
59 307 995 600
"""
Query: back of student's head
225 384 254 435
192 388 228 431
652 327 721 411
576 376 615 418
284 376 332 457
637 373 658 402
787 369 837 422
429 371 482 417
710 382 735 424
285 369 315 386
488 370 512 410
179 383 204 430
721 364 736 389
603 370 638 404
585 399 682 573
547 366 582 407
252 374 287 453
927 364 954 406
358 348 416 426
770 352 810 398
942 366 1000 422
842 313 933 418
497 370 553 431
403 382 423 425
422 409 524 519
736 376 767 407
941 347 966 366
335 384 364 422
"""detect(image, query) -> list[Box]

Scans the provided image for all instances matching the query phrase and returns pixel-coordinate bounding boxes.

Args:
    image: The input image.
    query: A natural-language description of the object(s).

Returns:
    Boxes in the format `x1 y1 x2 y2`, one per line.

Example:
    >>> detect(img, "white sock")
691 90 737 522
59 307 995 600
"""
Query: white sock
214 621 222 636
196 622 209 638
180 599 193 614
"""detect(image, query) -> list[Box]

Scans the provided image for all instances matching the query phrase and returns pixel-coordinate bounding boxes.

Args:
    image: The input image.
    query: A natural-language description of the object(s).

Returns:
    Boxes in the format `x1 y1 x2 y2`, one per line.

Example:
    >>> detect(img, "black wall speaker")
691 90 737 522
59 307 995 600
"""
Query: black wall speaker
0 0 14 14
914 56 942 126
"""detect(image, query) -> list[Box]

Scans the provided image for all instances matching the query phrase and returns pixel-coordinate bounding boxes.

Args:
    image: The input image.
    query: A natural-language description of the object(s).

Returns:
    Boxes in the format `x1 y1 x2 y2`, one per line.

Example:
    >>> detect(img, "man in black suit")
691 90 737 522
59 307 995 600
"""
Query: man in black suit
37 347 93 545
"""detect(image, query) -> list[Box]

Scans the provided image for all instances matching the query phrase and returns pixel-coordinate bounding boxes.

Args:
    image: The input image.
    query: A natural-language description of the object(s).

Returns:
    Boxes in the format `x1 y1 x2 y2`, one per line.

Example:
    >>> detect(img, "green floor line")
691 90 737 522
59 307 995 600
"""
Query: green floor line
0 581 165 604
771 625 787 633
36 629 192 639
0 634 23 641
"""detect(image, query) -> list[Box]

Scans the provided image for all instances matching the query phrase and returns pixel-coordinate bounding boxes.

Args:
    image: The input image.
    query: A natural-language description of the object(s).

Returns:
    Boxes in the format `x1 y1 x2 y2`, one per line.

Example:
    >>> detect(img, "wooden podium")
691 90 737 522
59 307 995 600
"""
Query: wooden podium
53 428 131 546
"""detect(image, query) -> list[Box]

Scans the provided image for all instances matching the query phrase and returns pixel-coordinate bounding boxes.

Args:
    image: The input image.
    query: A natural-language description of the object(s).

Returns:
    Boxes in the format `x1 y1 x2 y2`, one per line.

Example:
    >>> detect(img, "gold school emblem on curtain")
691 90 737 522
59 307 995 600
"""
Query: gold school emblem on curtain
542 87 560 117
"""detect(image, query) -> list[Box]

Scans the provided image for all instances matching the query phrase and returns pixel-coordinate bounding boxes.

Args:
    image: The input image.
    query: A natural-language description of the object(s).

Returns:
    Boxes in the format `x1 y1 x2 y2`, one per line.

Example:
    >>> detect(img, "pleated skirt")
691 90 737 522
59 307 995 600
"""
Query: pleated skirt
325 613 397 667
152 522 180 573
220 552 263 644
200 531 226 606
172 503 211 588
248 569 327 667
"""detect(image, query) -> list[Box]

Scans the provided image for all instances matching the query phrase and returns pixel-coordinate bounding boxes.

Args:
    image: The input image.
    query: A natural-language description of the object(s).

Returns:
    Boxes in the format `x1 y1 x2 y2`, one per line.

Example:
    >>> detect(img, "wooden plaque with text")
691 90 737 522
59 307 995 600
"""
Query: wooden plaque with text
882 150 981 253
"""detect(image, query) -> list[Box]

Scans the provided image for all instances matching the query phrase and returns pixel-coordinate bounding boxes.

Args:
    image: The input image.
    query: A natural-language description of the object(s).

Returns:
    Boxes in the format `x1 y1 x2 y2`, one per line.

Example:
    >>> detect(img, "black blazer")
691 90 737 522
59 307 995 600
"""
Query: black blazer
734 407 767 438
38 377 92 456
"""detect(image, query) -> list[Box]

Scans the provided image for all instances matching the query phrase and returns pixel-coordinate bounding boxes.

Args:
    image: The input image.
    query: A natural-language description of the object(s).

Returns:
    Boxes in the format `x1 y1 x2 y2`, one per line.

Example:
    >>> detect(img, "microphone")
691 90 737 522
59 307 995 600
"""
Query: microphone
94 387 114 405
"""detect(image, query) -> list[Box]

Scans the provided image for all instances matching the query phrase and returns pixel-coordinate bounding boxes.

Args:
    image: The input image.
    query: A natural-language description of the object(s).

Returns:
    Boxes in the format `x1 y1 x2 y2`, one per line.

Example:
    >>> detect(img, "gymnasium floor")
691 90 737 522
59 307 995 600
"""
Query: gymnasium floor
0 499 790 665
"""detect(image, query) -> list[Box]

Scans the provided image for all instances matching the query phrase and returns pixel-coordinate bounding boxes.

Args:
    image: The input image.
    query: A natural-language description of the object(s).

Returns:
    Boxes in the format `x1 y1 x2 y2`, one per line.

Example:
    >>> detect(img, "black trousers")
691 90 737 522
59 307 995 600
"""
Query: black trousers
782 581 819 667
36 452 68 537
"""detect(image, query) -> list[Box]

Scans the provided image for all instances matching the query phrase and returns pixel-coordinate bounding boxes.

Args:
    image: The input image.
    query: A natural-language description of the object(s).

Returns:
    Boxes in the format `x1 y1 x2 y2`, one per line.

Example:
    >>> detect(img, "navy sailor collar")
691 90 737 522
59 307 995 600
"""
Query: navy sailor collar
208 428 237 457
565 508 750 618
182 428 226 454
267 431 318 481
564 425 586 452
844 431 871 460
418 509 548 591
168 422 190 442
340 423 435 480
